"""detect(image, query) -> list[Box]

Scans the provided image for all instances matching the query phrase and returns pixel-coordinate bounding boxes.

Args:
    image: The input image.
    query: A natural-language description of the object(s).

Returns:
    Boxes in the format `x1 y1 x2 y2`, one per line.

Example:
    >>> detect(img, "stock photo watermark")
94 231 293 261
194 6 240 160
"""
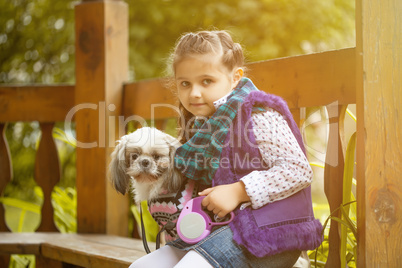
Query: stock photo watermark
63 101 342 167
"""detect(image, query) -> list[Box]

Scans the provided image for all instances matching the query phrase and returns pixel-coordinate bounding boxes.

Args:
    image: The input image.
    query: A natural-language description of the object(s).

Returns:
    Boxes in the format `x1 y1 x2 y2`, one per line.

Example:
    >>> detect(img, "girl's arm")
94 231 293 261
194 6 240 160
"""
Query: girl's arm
240 108 313 209
200 108 313 215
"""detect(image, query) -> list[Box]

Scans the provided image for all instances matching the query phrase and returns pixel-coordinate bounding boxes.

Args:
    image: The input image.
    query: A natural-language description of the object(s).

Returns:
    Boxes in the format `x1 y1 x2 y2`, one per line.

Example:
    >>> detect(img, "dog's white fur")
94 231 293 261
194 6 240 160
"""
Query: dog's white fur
109 127 184 204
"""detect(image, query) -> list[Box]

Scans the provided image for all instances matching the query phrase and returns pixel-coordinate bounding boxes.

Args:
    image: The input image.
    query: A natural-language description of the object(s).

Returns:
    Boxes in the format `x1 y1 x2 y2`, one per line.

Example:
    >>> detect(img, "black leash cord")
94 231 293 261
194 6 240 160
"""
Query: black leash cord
140 204 151 254
140 204 166 254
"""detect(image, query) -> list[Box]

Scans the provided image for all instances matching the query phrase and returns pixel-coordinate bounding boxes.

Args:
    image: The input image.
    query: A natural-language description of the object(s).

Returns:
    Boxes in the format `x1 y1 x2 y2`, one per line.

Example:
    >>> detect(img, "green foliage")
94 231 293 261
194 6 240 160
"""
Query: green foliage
126 0 355 80
8 255 35 268
0 0 77 83
3 122 42 205
1 0 355 83
0 186 76 233
51 186 77 233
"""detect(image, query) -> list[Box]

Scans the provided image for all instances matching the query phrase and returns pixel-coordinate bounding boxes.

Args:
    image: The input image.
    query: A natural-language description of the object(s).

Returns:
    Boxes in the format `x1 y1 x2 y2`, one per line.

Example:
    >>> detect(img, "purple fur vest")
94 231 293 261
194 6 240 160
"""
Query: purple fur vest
213 90 323 257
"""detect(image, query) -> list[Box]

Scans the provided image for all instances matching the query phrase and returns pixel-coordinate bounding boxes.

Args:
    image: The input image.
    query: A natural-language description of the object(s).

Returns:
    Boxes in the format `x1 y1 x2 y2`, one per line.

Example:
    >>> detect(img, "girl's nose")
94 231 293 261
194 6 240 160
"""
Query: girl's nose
190 86 202 98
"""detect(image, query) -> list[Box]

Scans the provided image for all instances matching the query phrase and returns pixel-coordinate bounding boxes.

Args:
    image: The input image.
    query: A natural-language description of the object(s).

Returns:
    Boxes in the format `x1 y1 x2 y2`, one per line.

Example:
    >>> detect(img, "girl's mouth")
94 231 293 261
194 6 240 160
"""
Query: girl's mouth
191 103 206 107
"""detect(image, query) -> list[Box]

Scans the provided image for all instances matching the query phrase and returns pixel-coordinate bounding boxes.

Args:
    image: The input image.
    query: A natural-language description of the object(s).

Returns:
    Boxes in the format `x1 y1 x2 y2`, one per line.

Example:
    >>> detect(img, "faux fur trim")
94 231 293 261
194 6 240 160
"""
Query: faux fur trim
230 209 323 257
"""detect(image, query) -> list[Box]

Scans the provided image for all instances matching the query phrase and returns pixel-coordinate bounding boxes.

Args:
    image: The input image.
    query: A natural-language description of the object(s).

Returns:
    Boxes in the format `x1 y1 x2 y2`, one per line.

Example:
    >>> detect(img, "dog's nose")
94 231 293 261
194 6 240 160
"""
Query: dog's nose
141 159 150 168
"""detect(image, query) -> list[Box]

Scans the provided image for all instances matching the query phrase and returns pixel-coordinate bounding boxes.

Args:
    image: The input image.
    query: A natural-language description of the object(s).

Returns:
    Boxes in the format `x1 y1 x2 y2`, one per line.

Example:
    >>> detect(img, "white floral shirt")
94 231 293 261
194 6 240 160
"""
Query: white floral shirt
213 93 313 209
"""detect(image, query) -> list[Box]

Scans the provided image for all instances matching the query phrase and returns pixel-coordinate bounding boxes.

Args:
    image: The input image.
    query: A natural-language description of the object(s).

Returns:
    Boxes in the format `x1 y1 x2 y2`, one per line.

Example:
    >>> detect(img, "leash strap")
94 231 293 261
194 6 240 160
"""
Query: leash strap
140 204 151 254
140 204 176 254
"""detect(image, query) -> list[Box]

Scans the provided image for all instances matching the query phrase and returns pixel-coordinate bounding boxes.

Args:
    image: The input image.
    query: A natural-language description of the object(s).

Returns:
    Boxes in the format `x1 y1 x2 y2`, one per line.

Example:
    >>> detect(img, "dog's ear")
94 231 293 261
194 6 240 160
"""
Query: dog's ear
163 134 181 149
166 143 185 193
109 137 131 195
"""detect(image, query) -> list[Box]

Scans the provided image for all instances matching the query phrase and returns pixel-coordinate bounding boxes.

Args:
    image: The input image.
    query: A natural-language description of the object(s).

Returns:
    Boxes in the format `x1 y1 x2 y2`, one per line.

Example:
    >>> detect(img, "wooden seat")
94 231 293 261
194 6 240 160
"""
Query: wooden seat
0 232 154 268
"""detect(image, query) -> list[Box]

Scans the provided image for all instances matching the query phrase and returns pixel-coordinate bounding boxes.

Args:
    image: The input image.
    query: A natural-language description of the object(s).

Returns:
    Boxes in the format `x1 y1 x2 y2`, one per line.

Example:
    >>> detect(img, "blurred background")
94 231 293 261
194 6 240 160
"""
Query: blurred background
0 0 356 264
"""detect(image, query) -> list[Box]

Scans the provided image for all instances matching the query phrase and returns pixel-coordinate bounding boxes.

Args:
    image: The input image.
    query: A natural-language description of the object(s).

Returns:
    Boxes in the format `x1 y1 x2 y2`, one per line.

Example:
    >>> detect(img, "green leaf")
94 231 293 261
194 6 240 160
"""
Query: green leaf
0 197 41 214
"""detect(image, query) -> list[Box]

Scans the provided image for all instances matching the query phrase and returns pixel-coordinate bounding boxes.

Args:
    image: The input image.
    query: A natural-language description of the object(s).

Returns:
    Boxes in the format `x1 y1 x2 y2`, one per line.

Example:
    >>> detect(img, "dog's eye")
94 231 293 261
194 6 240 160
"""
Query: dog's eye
152 154 160 161
131 153 139 161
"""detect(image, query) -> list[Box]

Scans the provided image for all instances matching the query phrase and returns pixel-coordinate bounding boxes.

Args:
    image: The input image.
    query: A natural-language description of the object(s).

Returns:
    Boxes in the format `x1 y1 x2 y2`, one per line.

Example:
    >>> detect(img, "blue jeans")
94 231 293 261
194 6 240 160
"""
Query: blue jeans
168 226 301 268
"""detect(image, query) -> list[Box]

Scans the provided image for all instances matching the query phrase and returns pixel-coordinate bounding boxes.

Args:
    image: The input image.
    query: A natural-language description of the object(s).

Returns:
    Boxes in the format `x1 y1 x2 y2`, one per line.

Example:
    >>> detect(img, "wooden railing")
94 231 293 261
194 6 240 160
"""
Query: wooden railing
1 48 356 267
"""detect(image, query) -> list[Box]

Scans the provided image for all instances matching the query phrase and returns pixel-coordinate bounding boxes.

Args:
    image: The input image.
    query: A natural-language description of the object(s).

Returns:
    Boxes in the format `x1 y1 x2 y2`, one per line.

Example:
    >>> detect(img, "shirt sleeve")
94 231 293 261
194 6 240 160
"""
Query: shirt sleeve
240 108 313 209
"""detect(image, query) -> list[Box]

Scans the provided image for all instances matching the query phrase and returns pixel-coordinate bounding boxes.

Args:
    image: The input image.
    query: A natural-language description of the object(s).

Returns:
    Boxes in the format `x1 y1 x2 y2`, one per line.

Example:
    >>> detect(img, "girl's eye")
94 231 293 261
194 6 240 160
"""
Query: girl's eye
131 153 139 161
202 79 212 85
180 81 190 87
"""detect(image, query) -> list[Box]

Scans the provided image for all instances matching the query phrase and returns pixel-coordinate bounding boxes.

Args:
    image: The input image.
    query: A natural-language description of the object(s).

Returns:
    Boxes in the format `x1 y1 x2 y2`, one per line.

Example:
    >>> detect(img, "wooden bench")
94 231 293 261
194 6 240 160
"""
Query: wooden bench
0 232 153 268
1 0 401 267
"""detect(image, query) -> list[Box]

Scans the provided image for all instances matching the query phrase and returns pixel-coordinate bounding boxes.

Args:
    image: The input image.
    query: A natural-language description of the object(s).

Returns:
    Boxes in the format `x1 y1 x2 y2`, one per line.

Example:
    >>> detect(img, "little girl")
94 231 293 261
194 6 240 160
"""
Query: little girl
131 30 322 268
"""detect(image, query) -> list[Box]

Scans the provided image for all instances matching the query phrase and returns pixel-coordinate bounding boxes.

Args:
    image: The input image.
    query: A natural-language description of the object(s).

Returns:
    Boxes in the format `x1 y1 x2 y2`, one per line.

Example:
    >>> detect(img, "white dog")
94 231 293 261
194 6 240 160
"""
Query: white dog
110 127 198 244
109 127 185 204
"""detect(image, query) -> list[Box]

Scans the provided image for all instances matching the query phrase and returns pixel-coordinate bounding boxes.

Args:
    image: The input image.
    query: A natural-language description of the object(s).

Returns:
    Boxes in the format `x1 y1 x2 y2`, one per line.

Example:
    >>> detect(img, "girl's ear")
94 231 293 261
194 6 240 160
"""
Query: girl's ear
232 68 244 86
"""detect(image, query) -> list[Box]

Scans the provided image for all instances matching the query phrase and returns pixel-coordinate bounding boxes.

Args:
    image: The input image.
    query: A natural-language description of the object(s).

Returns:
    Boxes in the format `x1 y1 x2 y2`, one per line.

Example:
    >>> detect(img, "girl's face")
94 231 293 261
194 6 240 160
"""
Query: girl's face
175 53 242 117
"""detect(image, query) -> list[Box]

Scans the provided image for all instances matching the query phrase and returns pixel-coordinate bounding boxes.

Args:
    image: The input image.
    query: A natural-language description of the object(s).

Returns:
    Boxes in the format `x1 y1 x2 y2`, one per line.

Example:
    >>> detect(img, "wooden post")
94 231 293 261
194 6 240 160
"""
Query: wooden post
324 104 347 268
35 123 60 232
356 0 402 267
74 0 129 235
0 124 10 268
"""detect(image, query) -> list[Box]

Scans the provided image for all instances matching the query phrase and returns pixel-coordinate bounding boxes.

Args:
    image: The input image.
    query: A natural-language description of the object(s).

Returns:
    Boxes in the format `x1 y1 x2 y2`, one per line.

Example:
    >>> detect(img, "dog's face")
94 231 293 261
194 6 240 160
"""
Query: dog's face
125 139 170 184
109 127 183 203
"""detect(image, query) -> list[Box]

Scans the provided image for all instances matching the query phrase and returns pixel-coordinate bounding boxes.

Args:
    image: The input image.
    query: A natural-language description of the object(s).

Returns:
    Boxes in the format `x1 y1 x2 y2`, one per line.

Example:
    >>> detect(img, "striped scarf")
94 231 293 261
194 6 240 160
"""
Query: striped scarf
174 78 264 185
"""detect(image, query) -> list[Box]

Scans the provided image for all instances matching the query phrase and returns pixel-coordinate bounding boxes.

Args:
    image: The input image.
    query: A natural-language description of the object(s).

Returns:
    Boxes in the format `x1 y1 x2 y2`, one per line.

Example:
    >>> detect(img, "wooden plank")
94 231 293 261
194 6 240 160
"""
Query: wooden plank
123 48 356 119
0 85 75 122
355 2 366 267
356 0 402 267
123 78 178 119
247 48 356 108
0 232 48 254
68 234 154 252
41 235 146 268
36 255 64 268
74 1 129 235
0 233 152 267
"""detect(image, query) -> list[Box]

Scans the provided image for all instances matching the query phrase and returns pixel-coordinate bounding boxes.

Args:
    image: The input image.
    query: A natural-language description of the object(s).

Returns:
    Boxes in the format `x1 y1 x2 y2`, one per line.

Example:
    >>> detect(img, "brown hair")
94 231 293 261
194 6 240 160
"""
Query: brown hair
168 30 245 143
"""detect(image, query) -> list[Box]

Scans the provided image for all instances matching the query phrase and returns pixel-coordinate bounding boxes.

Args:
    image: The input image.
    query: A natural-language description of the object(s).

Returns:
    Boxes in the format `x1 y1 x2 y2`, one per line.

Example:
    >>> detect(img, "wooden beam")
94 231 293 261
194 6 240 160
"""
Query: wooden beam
74 0 129 235
123 48 356 120
247 48 356 108
356 0 402 267
0 85 74 122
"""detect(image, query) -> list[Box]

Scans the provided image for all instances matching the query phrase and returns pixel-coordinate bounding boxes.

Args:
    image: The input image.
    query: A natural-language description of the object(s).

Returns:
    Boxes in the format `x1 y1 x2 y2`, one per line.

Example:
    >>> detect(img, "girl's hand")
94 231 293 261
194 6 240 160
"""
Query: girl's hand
198 182 250 218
